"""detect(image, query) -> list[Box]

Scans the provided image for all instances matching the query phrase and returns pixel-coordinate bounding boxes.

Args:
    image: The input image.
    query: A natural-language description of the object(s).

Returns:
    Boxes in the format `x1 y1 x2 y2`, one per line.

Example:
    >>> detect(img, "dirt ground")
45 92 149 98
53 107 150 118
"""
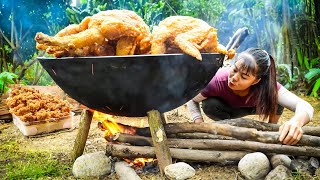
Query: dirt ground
0 95 319 179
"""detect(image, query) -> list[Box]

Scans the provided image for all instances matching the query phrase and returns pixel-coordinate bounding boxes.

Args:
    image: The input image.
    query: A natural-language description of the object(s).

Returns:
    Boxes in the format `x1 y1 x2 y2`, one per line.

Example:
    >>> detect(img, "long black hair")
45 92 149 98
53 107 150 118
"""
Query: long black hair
236 48 278 122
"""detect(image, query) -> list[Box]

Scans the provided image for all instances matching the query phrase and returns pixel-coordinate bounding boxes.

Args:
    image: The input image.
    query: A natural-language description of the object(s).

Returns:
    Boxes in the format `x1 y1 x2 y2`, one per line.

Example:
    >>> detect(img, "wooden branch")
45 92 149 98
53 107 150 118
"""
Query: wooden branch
147 110 172 175
171 123 320 147
217 118 279 131
167 133 236 140
106 143 247 164
18 59 38 80
112 133 320 157
71 109 93 161
32 67 44 85
0 28 14 48
137 122 320 147
217 118 320 136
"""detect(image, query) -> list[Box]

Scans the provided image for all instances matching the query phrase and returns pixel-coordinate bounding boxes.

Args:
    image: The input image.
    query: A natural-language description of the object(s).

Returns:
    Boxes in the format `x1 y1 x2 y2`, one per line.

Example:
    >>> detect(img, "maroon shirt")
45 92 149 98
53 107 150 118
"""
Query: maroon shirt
201 67 282 108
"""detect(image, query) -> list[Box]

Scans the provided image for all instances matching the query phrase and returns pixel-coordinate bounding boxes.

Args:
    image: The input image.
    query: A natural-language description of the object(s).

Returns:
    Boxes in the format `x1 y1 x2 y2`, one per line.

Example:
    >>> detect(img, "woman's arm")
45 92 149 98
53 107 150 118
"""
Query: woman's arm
277 86 314 145
186 93 207 123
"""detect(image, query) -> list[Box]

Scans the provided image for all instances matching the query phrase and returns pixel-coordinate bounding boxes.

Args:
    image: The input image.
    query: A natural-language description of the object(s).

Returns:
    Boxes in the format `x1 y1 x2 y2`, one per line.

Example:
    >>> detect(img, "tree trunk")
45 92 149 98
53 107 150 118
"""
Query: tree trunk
282 0 292 64
315 0 320 46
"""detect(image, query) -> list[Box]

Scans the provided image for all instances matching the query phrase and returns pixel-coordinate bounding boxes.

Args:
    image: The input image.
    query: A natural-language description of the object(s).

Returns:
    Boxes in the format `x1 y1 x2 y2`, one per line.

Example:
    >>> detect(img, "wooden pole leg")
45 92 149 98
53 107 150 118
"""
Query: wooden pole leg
71 109 93 161
147 110 172 175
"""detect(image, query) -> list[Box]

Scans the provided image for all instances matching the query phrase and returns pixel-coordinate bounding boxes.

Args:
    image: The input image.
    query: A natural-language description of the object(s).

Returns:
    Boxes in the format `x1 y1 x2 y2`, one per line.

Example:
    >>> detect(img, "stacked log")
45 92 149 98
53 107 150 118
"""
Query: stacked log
105 118 320 164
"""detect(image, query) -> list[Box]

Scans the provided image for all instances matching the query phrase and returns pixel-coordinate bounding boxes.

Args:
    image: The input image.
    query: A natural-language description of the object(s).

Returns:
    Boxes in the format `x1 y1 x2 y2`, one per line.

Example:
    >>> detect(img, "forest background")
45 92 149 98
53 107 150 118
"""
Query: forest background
0 0 319 97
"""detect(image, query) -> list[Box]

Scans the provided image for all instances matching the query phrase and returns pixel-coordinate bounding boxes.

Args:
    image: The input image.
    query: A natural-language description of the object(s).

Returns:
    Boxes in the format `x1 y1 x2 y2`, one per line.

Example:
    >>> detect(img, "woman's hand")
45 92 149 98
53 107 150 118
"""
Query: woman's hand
194 118 204 124
278 116 304 145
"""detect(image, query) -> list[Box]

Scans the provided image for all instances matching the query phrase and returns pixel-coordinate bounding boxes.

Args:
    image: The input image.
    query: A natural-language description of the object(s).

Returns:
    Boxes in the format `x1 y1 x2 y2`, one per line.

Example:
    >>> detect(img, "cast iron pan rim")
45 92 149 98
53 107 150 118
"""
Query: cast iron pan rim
37 53 223 60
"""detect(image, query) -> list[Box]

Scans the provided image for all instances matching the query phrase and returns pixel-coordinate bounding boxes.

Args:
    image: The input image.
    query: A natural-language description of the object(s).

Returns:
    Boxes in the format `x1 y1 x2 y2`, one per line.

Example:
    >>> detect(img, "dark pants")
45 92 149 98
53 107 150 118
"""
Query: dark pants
202 97 284 120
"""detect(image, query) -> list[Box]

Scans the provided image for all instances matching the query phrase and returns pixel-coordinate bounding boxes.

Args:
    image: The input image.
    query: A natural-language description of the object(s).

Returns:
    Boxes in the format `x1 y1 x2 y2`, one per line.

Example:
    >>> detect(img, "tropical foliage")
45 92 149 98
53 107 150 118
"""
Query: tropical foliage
0 0 319 96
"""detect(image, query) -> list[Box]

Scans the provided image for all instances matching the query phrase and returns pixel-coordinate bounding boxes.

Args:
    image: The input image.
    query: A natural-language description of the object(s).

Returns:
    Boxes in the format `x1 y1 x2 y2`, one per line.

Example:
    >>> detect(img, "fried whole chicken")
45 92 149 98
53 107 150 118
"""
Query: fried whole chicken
151 16 234 60
35 10 151 57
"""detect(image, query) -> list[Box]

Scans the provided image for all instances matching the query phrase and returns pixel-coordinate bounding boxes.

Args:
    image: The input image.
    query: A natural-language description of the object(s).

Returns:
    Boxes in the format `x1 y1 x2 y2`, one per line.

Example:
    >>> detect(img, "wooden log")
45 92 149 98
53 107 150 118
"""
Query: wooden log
167 123 320 147
217 118 320 136
147 110 172 175
71 109 93 161
167 133 236 140
137 122 320 147
106 143 247 164
112 133 320 157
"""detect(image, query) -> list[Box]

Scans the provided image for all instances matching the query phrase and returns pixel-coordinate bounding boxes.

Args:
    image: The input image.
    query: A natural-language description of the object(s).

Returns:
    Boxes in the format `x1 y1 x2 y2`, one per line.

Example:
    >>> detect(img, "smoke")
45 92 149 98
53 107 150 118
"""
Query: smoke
0 0 70 61
215 0 306 60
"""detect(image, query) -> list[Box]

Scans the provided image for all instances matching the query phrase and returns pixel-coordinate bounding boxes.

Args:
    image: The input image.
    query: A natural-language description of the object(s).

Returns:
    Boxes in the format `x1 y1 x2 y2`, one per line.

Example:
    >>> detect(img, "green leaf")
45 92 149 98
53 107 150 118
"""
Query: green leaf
304 68 320 80
310 57 320 68
310 78 320 97
0 72 18 84
296 48 303 67
0 81 3 90
304 56 310 69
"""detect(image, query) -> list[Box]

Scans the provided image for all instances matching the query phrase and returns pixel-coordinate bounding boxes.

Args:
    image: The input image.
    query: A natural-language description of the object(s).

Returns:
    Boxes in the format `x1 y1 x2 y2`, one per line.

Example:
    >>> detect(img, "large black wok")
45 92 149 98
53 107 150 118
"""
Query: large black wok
38 53 224 116
37 27 249 117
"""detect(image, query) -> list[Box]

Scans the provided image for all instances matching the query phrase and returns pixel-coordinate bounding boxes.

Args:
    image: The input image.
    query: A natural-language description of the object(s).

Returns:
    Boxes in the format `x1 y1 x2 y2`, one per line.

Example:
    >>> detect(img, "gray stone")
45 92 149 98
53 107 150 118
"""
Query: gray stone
265 165 292 180
115 161 141 180
165 162 195 180
238 152 270 180
72 151 112 178
270 154 291 169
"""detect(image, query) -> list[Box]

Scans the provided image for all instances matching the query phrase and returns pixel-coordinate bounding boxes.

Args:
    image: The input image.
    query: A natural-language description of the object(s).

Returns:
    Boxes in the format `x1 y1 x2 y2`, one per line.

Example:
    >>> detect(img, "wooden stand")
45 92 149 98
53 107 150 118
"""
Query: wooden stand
71 109 93 161
71 109 172 174
147 110 172 175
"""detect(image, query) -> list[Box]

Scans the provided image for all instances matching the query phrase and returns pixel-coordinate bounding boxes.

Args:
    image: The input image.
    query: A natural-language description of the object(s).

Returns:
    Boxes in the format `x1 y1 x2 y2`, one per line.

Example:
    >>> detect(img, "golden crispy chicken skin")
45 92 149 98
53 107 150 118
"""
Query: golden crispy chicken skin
6 86 71 122
34 10 151 57
151 16 228 60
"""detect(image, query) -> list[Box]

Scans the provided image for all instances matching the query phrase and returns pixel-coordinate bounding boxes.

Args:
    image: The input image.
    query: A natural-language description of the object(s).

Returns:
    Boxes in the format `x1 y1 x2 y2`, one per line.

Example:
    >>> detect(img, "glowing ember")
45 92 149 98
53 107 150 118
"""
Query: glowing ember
124 158 156 169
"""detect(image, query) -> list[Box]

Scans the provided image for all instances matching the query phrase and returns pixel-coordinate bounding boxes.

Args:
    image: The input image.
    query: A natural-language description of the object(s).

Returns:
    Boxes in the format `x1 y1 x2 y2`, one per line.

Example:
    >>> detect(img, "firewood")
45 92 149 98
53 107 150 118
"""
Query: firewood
147 110 172 175
106 143 247 164
111 133 320 157
217 118 320 136
137 122 320 147
71 109 93 161
167 133 236 140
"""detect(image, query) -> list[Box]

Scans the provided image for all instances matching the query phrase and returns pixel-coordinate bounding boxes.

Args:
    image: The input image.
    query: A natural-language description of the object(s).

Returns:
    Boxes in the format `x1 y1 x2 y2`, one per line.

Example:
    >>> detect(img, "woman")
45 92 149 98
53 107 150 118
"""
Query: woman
187 48 313 145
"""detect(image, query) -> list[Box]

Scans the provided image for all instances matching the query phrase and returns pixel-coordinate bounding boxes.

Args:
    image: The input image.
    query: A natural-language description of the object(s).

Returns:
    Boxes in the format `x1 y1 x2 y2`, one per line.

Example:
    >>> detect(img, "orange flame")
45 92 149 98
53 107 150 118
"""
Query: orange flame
94 111 154 167
94 111 125 137
94 111 136 137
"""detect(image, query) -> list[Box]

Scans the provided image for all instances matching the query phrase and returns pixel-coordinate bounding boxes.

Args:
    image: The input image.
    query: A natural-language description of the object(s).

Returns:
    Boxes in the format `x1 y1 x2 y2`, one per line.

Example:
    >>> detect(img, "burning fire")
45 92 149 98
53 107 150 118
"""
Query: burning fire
93 111 136 137
93 111 155 168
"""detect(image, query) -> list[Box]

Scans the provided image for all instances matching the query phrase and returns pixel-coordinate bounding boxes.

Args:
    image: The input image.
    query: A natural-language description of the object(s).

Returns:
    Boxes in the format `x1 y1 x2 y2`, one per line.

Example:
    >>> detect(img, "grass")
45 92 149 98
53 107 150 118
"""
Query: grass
0 139 72 179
